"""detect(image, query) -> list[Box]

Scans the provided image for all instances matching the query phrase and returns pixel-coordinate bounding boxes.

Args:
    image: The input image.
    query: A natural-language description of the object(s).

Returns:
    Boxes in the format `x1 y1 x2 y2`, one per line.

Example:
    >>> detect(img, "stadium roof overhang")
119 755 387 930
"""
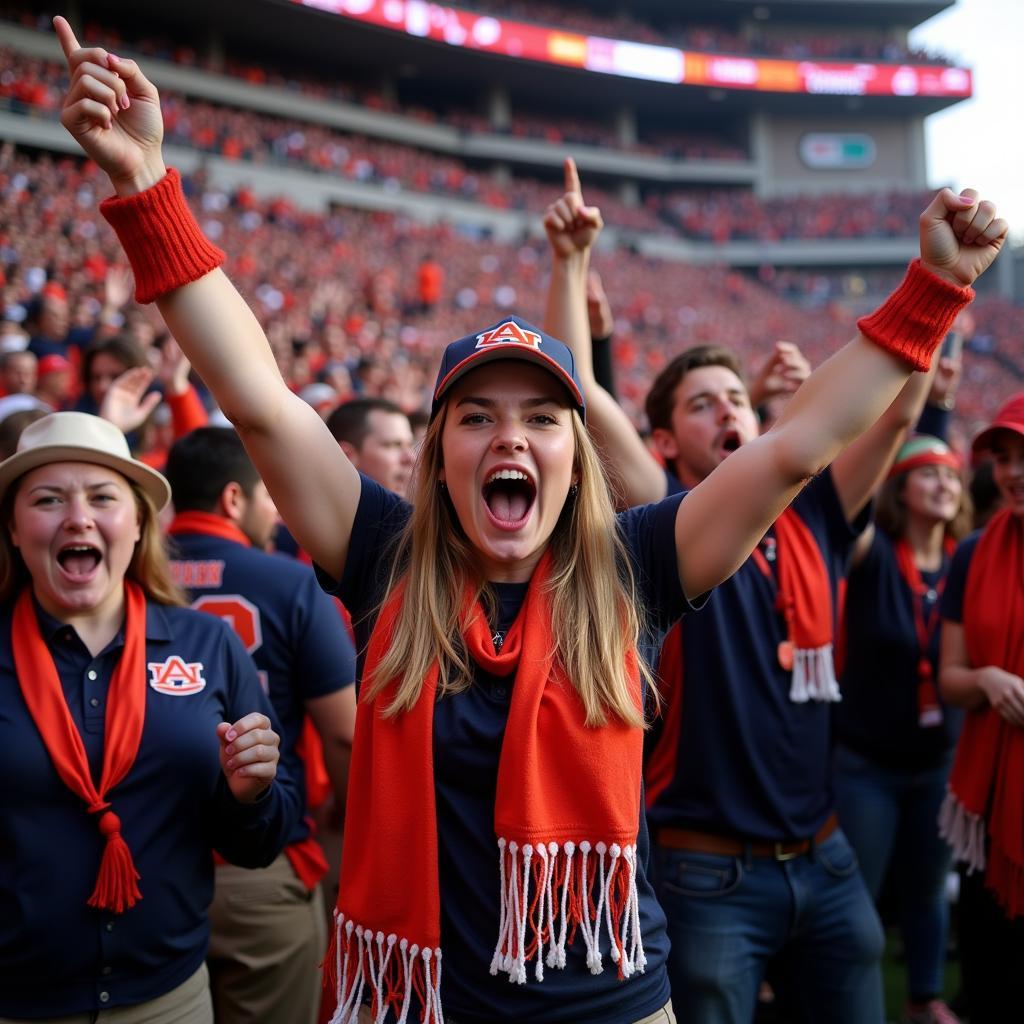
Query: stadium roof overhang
573 0 955 31
84 0 967 117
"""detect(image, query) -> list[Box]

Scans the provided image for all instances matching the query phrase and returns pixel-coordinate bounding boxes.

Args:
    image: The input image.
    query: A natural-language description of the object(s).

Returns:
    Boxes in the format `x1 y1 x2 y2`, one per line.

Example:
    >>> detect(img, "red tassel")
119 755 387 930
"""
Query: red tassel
986 845 1024 920
86 812 141 914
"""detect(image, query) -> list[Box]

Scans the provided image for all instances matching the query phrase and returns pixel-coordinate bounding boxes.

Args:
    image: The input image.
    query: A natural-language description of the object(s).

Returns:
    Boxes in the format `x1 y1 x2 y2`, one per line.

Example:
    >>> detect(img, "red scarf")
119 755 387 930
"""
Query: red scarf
940 510 1024 917
752 509 839 704
12 582 147 914
325 551 645 1024
893 535 956 729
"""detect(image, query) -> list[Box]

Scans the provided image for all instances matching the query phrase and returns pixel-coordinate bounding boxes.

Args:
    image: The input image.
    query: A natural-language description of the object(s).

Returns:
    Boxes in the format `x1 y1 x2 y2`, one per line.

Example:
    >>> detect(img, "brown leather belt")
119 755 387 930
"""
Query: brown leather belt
655 813 839 862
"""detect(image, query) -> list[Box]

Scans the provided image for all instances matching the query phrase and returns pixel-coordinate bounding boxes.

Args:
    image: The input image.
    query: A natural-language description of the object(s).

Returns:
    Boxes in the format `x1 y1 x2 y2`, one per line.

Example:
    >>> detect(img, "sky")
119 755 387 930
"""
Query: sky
910 0 1024 242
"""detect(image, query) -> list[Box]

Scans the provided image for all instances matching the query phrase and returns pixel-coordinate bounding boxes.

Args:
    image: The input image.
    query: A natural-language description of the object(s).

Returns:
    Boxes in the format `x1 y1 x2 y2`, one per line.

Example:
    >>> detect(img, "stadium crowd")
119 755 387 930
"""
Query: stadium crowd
1 13 1023 1024
1 45 938 244
1 151 1017 435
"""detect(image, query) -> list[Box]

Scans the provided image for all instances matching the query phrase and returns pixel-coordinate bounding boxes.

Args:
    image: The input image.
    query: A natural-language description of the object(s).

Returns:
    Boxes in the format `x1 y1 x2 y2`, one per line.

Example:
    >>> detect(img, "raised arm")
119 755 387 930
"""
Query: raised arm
543 158 668 506
53 17 360 579
676 189 1006 599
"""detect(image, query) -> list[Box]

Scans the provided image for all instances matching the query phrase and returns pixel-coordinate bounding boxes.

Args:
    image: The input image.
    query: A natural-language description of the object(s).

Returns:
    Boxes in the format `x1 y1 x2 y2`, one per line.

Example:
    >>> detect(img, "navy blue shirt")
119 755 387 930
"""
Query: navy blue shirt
169 518 356 849
836 529 962 769
0 598 302 1017
318 474 695 1024
647 469 865 841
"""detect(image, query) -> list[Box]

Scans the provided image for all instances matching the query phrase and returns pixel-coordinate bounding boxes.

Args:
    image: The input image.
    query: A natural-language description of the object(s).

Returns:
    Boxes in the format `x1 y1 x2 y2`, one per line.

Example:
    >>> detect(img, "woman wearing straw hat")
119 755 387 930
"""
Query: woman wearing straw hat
48 17 1008 1024
938 393 1024 1023
0 411 300 1022
834 434 972 1024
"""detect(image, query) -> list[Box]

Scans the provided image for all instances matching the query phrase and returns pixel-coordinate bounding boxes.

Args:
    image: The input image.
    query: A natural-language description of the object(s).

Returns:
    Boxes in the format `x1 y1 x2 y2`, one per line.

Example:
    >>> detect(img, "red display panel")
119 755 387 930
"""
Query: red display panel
292 0 972 98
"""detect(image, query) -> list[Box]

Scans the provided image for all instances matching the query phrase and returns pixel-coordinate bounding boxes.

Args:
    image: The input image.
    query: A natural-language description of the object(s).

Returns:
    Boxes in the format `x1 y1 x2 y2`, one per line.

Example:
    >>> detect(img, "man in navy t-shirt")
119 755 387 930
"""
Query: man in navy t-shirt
563 338 934 1024
164 428 357 1024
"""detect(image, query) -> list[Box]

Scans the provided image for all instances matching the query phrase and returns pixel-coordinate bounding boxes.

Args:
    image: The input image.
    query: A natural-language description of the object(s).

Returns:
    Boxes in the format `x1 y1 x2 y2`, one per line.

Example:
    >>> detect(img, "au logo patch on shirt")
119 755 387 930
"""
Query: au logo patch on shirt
148 656 207 696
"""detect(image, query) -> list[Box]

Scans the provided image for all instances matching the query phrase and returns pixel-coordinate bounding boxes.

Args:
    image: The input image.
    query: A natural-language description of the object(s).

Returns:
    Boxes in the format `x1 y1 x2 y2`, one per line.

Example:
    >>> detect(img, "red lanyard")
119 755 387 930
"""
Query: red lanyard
893 537 952 678
893 536 954 727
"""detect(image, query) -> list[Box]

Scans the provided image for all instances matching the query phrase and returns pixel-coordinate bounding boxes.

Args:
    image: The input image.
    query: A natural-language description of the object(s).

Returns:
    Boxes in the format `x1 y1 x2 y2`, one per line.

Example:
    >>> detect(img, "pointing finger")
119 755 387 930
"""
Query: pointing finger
53 15 81 62
564 156 581 197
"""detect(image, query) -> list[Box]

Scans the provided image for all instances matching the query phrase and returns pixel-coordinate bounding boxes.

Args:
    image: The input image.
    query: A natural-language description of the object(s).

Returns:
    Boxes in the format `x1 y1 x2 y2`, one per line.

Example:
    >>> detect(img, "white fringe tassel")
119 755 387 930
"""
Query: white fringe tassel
788 642 842 704
329 911 443 1024
490 838 646 985
938 789 987 874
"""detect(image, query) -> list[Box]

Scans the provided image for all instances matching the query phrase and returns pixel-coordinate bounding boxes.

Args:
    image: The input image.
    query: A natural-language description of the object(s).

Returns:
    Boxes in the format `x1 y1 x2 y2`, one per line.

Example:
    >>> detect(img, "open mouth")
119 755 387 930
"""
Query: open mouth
482 468 537 529
57 544 102 580
719 429 742 456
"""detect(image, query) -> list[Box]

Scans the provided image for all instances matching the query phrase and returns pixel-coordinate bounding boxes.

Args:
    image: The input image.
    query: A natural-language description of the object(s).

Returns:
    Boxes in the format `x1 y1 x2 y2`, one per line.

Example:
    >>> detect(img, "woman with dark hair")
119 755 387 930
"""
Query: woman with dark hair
938 393 1024 1023
50 19 1007 1024
834 434 972 1024
75 334 149 416
0 411 300 1022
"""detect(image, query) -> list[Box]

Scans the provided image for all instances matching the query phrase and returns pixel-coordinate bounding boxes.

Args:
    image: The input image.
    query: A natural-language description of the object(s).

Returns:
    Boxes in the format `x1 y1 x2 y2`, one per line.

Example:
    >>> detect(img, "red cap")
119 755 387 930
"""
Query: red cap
37 354 72 376
972 392 1024 456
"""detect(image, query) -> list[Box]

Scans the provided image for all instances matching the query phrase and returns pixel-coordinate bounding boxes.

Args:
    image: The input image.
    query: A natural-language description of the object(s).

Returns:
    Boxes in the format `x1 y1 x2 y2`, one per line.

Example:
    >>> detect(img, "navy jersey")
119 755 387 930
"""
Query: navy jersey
0 599 301 1017
317 474 698 1024
836 529 962 768
168 513 356 852
647 469 866 841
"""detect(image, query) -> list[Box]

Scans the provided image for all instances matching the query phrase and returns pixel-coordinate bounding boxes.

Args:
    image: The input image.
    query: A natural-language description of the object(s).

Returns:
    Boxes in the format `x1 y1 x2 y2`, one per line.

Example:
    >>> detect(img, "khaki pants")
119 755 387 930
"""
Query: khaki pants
356 998 676 1023
207 853 326 1024
0 964 212 1024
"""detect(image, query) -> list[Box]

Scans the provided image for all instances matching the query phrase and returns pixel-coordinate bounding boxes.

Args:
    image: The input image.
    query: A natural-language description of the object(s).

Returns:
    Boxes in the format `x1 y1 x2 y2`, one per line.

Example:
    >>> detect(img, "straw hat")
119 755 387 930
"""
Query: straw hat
0 412 171 510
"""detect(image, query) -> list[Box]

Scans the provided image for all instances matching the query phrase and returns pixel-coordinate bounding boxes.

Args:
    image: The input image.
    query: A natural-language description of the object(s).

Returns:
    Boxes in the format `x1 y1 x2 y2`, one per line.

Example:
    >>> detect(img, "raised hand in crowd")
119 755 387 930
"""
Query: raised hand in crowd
747 340 812 411
98 364 162 434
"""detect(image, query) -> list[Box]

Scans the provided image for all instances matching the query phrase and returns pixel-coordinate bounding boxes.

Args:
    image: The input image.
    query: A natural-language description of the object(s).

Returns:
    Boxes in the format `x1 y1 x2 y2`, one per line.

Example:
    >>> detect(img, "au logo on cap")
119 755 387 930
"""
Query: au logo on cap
475 321 542 350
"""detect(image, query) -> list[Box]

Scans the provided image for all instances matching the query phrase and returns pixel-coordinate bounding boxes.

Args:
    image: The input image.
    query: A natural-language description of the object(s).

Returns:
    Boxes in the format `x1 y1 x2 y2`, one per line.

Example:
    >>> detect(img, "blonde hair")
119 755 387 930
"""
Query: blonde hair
364 406 650 728
0 474 185 607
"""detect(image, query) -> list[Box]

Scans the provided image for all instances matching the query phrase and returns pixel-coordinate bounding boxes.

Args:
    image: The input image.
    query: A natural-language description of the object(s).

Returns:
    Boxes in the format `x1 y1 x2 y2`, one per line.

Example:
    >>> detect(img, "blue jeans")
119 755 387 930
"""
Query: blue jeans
834 744 954 1002
652 828 884 1024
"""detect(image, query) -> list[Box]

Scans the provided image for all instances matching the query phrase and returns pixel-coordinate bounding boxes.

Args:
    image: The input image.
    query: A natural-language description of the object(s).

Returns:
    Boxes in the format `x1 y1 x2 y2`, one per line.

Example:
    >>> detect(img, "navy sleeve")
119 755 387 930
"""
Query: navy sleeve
315 473 410 623
208 624 303 867
916 402 952 442
940 531 981 624
795 467 869 560
616 491 701 635
290 571 356 700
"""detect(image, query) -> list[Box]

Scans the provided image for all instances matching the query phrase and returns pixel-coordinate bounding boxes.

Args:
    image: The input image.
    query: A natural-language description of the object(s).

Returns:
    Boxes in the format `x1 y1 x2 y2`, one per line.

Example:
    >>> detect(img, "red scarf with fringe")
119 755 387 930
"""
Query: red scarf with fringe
940 510 1024 918
325 550 645 1024
752 509 839 703
12 582 147 914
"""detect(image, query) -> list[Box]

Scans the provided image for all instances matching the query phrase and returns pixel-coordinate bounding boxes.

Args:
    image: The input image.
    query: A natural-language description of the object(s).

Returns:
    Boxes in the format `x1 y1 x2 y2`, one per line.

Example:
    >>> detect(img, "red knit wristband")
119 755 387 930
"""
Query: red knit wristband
856 258 973 372
100 168 226 304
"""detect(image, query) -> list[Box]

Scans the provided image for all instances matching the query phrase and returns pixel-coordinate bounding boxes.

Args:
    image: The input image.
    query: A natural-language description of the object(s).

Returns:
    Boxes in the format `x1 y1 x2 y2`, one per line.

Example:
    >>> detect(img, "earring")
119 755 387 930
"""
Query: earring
569 483 579 499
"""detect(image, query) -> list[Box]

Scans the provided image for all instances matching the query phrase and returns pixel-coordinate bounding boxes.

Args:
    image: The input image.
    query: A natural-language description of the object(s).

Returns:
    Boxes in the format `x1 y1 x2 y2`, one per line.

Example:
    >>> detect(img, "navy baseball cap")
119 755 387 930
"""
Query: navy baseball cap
431 316 586 422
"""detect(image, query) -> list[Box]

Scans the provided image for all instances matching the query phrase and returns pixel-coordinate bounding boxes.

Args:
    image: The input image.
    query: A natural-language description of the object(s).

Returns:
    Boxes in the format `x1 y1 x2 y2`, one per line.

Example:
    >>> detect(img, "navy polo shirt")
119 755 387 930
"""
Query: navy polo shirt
835 529 962 769
940 531 982 624
646 468 866 841
318 473 696 1024
0 598 302 1017
169 520 356 848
